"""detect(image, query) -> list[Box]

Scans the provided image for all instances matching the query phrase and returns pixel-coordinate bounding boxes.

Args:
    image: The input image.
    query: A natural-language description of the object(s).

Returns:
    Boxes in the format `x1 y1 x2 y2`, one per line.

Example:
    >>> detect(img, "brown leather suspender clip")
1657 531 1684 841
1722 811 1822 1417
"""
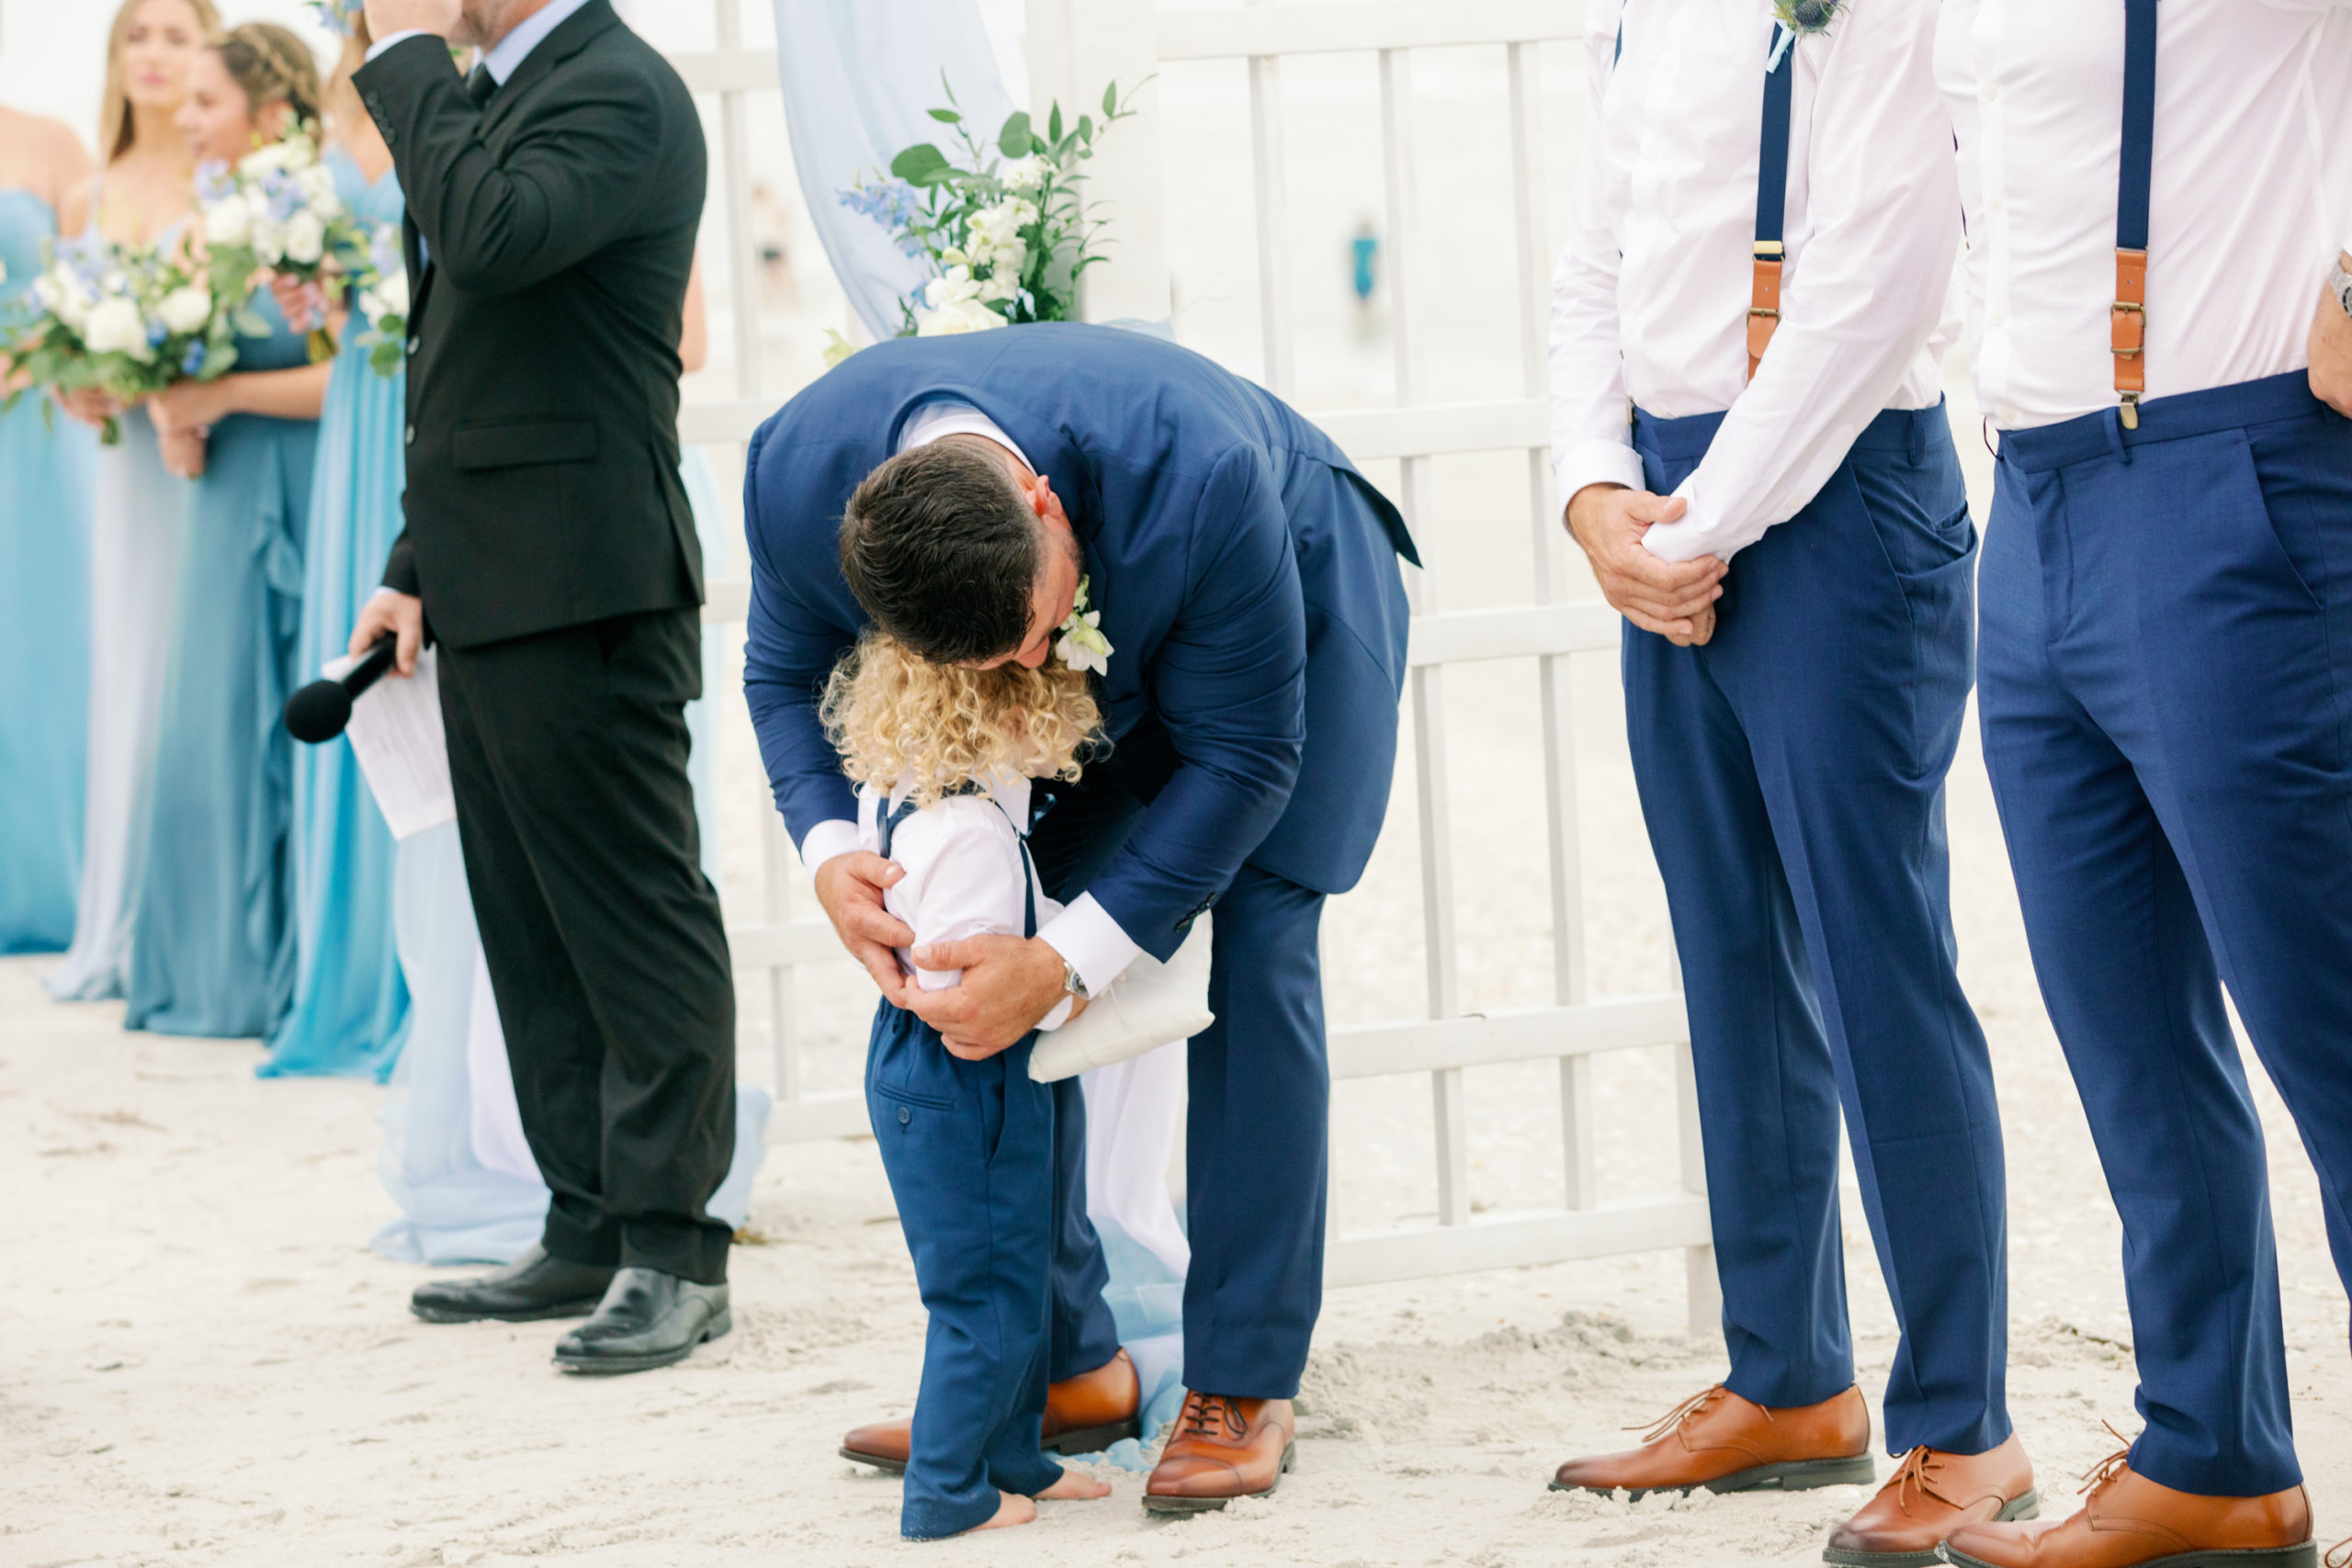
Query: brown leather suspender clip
2112 246 2146 429
1748 243 1784 382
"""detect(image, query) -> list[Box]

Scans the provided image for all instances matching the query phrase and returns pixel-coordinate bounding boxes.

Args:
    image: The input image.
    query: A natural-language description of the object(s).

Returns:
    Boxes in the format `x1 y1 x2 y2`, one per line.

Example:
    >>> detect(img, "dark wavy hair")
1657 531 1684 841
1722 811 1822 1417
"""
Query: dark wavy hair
839 442 1040 665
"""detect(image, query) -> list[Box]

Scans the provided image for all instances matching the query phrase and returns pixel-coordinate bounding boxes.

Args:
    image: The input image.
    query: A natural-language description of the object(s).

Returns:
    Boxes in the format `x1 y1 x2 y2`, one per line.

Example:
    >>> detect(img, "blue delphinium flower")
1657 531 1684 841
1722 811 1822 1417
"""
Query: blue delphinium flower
195 160 236 205
182 341 207 376
839 178 925 255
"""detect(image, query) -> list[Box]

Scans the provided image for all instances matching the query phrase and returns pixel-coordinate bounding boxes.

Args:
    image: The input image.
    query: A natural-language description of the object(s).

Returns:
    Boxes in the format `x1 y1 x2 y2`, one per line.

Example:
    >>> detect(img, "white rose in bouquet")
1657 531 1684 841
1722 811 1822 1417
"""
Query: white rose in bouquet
1001 153 1050 193
916 296 1005 335
362 269 410 321
282 211 327 265
296 164 341 211
250 218 286 267
83 295 151 358
157 283 213 335
239 141 300 175
205 192 252 247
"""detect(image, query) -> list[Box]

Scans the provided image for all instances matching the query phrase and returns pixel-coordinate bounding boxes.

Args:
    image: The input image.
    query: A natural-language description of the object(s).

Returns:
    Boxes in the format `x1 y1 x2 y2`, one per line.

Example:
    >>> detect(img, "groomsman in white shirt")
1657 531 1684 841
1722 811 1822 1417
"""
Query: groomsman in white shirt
1935 4 2352 1567
1547 1 2032 1562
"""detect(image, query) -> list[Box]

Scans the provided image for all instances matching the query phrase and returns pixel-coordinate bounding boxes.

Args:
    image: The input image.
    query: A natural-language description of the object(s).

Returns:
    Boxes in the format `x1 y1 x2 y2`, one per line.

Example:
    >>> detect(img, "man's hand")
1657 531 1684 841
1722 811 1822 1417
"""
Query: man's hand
813 852 916 1001
2310 255 2352 418
1565 482 1727 647
349 588 425 676
901 935 1069 1059
363 0 461 39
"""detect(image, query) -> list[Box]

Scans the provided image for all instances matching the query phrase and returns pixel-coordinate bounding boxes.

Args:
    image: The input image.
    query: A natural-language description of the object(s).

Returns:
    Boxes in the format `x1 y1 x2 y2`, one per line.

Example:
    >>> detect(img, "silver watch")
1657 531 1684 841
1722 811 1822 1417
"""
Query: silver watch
2333 259 2352 321
1061 958 1092 1002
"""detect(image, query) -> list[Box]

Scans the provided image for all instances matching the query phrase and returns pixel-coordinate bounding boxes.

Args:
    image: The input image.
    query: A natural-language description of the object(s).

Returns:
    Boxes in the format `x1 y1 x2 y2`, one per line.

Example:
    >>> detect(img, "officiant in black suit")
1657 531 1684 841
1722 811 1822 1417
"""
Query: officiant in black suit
349 0 737 1374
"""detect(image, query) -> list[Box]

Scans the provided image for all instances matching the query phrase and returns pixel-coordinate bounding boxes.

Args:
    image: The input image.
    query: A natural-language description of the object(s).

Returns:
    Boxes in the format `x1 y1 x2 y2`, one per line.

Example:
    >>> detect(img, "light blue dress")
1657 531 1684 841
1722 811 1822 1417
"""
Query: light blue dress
123 290 317 1037
372 445 771 1265
262 151 409 1078
0 189 95 953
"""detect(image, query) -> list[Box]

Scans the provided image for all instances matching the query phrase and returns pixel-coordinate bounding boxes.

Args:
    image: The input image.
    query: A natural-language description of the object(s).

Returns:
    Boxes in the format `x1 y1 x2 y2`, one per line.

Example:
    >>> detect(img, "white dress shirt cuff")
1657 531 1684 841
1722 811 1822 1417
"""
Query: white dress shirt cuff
1554 438 1648 521
1641 479 1728 565
366 29 434 62
1035 995 1075 1032
1036 893 1142 997
798 818 861 886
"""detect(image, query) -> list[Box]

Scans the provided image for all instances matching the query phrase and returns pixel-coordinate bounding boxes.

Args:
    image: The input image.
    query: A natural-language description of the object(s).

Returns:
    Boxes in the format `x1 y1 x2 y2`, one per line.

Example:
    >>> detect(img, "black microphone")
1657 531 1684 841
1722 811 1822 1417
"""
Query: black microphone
284 637 399 743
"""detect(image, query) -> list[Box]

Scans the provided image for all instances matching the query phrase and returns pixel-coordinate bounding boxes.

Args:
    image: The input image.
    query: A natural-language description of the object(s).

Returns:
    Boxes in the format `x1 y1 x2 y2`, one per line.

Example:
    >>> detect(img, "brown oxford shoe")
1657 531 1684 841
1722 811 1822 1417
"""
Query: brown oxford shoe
1550 1382 1876 1501
1822 1434 2038 1566
1939 1446 2314 1568
1142 1391 1296 1514
839 1347 1142 1474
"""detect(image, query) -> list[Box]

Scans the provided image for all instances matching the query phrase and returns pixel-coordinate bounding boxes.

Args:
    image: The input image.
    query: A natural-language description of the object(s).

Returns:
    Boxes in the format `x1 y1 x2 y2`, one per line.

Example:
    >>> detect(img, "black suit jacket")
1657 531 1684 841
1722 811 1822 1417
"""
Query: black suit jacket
356 3 707 649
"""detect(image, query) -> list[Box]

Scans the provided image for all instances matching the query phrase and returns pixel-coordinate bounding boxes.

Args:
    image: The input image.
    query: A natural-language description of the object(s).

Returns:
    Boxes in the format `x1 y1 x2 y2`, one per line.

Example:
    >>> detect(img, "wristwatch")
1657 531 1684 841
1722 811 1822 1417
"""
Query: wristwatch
1060 957 1092 1002
2333 258 2352 321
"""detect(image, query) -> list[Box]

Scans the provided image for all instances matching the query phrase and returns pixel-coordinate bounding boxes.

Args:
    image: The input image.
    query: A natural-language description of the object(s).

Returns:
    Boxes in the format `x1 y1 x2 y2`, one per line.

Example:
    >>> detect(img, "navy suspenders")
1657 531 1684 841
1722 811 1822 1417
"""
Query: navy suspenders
2112 0 2158 427
876 793 1040 941
1750 22 1795 379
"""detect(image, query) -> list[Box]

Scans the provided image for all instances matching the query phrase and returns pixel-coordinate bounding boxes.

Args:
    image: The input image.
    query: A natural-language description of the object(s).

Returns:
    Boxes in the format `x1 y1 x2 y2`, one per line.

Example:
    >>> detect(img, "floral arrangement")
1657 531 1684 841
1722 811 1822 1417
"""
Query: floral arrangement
350 224 411 378
195 123 374 361
839 78 1143 338
304 0 364 36
1770 0 1844 34
1055 576 1113 676
2 232 244 443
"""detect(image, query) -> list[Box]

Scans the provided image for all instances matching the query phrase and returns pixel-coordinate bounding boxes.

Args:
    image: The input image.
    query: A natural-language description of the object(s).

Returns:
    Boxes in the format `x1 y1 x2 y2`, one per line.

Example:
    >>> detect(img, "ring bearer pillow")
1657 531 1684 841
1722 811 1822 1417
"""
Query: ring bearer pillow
1029 914 1214 1084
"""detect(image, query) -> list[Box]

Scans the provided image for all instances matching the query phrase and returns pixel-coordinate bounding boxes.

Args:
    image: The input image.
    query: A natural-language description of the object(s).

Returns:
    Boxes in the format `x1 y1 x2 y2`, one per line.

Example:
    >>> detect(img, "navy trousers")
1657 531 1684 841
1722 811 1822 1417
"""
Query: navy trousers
1623 403 2012 1456
1029 720 1335 1400
1977 371 2352 1497
867 1000 1062 1539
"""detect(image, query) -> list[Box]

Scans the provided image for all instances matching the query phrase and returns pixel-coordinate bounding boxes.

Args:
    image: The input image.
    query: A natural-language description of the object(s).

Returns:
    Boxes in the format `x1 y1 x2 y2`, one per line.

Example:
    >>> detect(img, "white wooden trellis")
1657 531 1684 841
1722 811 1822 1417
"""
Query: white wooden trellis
666 0 1720 1336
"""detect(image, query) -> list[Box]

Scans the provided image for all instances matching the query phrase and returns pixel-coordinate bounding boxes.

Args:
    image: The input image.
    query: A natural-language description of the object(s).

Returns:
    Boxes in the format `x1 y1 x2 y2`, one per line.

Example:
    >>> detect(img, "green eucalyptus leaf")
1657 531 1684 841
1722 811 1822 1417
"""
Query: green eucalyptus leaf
927 107 962 123
1079 113 1094 144
998 111 1032 157
890 143 952 184
232 308 272 338
1048 104 1063 143
1102 82 1117 116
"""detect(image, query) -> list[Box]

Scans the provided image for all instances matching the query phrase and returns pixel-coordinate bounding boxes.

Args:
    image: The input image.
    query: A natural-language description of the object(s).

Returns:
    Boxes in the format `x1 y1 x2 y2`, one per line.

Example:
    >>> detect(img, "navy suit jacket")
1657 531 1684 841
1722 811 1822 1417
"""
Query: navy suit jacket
742 322 1416 962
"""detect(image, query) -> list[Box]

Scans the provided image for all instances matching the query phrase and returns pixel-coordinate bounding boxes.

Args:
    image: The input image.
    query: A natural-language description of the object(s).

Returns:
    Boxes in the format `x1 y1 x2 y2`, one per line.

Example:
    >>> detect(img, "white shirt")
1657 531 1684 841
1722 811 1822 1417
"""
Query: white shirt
1550 0 1962 565
1939 0 2352 432
801 402 1143 998
855 774 1072 1030
368 0 593 79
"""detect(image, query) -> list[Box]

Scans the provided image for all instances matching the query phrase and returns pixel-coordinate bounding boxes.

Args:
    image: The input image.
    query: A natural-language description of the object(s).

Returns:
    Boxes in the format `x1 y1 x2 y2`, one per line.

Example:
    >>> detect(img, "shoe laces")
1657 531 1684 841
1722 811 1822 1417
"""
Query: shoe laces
1632 1384 1762 1444
1176 1390 1249 1442
1883 1445 1962 1513
2077 1422 2137 1499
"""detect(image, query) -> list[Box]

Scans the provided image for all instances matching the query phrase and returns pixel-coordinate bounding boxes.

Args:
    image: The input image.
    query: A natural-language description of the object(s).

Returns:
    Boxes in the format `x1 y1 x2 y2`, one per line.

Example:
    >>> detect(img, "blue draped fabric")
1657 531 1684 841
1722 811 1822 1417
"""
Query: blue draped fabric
0 189 95 953
264 150 412 1078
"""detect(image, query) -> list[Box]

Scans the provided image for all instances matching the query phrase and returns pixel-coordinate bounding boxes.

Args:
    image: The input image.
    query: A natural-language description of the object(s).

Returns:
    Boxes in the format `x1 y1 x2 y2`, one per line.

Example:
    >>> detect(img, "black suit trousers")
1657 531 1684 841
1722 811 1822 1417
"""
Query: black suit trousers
437 608 736 1283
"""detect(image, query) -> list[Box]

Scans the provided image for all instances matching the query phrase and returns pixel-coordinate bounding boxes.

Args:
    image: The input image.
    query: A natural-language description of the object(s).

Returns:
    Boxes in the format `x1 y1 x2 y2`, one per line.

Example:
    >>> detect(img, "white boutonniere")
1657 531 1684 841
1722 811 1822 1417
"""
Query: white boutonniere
1056 575 1113 677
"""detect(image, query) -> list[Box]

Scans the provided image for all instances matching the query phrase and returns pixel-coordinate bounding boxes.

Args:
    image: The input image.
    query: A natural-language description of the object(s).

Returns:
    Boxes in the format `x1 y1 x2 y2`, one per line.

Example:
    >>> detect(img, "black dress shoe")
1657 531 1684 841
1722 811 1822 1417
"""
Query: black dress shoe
411 1245 616 1325
551 1268 730 1375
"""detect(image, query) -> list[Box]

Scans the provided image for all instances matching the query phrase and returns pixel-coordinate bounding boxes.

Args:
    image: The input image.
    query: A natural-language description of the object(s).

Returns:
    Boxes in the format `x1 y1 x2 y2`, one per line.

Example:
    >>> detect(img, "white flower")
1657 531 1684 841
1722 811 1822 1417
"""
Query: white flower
978 272 1018 303
204 193 252 247
83 296 149 357
1054 576 1114 675
367 270 410 320
1001 153 1049 193
250 218 286 267
915 296 1005 336
157 284 213 334
296 164 339 209
282 210 326 265
922 265 981 310
239 141 300 175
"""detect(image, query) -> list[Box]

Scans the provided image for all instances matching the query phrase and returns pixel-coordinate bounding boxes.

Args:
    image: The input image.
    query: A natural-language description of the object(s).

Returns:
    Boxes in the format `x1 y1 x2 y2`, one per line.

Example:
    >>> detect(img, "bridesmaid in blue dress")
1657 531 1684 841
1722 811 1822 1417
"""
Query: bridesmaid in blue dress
0 106 97 953
261 52 410 1078
124 28 333 1038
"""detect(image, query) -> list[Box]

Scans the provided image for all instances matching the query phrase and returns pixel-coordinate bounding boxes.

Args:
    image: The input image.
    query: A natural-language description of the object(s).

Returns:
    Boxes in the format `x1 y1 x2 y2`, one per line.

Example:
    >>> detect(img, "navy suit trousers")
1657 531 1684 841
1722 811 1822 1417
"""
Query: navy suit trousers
1978 372 2352 1496
1623 402 2012 1457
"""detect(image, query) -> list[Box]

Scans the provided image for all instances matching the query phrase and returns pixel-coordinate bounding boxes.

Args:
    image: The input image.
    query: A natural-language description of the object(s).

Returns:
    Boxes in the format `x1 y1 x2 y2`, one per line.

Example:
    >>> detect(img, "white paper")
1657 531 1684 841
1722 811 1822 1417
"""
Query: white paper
328 646 456 840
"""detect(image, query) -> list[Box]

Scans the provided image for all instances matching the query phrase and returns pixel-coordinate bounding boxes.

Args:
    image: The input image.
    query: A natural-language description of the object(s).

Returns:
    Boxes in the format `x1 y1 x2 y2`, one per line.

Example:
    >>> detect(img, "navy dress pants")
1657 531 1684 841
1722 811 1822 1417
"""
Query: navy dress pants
867 1001 1062 1538
1623 403 2012 1457
1029 721 1334 1401
1977 372 2352 1497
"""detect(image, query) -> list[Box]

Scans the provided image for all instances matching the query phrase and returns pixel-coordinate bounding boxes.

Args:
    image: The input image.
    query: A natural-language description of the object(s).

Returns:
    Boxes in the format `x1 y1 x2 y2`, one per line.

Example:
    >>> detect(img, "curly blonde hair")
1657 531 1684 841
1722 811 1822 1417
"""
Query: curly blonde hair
821 633 1103 808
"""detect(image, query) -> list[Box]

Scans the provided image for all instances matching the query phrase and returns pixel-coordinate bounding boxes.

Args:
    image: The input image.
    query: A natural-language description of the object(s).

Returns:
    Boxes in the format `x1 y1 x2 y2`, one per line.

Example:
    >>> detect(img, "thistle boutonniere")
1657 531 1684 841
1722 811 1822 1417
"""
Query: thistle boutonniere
1056 575 1113 677
1770 0 1846 39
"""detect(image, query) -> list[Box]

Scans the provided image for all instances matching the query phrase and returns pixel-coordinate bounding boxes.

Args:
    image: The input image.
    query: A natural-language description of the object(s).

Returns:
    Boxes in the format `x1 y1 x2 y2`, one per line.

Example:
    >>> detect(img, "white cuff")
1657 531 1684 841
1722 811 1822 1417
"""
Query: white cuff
798 818 861 887
1035 995 1075 1032
1554 436 1648 523
1036 892 1142 998
366 29 434 62
1641 477 1721 564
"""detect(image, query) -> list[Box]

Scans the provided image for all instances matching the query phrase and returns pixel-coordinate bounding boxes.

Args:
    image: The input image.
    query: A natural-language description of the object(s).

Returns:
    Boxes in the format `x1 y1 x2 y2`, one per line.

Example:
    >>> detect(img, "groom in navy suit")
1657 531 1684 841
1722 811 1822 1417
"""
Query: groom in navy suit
743 321 1413 1510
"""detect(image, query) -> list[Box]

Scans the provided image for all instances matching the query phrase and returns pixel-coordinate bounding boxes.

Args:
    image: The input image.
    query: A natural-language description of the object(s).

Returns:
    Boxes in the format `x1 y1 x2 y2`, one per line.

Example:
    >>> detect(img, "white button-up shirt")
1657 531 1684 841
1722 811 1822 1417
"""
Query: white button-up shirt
1939 0 2352 432
799 406 1143 998
1551 0 1962 565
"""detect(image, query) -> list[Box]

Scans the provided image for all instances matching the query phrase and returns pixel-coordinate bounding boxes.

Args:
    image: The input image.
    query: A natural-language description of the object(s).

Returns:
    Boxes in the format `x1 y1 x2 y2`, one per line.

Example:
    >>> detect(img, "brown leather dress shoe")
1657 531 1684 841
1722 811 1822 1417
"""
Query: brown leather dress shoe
1940 1448 2314 1568
1821 1435 2037 1566
838 1348 1142 1474
1142 1391 1296 1514
1550 1383 1876 1501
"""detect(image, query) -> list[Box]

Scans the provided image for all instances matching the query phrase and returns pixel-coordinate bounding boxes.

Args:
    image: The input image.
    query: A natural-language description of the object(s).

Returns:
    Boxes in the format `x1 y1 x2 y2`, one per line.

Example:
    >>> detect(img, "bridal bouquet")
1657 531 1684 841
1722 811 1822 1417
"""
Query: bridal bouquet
2 232 246 444
351 224 411 378
195 122 373 362
840 77 1143 337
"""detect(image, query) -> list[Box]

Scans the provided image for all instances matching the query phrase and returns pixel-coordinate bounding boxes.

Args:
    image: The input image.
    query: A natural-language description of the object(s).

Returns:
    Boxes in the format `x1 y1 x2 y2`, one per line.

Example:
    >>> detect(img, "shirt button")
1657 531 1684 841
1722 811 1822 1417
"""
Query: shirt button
896 1105 911 1126
1980 83 1998 102
1989 308 2007 328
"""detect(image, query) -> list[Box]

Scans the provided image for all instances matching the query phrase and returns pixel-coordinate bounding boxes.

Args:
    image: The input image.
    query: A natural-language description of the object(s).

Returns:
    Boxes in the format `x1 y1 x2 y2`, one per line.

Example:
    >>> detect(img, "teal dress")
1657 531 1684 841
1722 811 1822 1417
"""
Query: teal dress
123 291 318 1037
262 151 409 1077
0 190 96 952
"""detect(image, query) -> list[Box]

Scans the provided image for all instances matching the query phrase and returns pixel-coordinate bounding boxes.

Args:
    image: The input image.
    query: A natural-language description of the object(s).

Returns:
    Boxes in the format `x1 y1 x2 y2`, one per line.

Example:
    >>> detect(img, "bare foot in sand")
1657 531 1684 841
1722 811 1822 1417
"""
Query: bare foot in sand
968 1492 1037 1532
1037 1467 1114 1502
